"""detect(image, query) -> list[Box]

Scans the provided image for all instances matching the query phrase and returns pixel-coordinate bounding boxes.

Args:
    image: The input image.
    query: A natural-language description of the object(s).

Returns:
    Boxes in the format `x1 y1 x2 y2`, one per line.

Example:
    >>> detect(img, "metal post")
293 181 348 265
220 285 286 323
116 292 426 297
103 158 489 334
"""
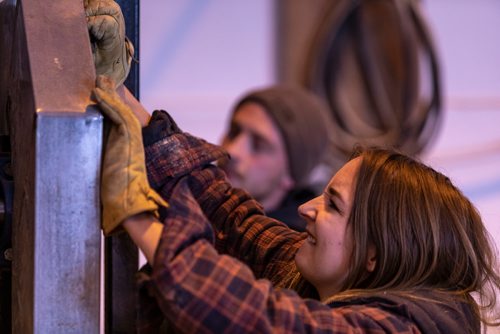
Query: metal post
4 0 102 332
105 1 140 332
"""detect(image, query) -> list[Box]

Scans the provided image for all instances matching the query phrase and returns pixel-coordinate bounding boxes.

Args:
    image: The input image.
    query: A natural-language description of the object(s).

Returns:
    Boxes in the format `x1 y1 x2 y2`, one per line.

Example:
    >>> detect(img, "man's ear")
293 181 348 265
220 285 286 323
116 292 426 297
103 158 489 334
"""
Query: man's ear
366 246 377 272
280 173 295 192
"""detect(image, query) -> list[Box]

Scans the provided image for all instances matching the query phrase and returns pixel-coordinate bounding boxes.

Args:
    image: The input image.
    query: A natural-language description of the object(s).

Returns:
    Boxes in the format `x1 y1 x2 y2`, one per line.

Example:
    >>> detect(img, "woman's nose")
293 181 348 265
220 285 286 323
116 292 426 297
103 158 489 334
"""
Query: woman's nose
298 196 319 222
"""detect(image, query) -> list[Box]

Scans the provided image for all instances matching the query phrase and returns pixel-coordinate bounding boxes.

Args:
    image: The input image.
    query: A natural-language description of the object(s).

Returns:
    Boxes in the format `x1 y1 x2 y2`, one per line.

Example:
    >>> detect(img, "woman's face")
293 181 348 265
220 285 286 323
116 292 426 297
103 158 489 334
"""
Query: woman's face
295 157 362 300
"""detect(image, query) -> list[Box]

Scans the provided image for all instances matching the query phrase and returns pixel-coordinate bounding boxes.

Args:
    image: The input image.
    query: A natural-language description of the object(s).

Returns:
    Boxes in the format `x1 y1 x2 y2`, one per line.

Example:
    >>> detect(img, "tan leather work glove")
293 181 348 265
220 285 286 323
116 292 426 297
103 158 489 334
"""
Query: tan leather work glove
94 75 168 235
85 0 134 87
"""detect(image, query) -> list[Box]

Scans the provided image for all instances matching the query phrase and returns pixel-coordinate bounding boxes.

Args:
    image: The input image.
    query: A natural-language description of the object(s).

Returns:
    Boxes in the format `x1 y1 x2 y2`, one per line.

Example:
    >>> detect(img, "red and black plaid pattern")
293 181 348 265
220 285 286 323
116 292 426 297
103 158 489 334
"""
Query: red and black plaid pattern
145 132 227 192
136 121 462 332
136 171 424 333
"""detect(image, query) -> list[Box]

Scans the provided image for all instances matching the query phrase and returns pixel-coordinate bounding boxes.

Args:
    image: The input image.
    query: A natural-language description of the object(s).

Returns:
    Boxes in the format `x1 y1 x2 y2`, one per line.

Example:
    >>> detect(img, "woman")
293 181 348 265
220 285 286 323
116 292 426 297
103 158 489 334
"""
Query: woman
95 77 500 333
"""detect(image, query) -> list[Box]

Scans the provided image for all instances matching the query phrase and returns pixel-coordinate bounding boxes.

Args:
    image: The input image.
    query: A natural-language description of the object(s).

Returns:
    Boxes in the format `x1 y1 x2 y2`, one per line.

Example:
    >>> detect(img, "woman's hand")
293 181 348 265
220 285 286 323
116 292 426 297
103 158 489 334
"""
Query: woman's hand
94 75 167 235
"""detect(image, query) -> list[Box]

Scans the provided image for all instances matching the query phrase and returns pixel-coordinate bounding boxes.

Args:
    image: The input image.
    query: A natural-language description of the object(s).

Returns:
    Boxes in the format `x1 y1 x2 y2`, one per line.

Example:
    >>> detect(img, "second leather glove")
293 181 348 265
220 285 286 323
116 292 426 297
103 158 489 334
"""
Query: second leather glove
85 0 134 87
94 75 168 235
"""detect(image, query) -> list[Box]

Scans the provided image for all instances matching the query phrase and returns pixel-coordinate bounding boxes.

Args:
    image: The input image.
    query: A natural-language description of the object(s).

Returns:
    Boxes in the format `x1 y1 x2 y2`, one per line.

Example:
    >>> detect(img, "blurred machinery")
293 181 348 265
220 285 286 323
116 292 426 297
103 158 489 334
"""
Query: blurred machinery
278 0 441 171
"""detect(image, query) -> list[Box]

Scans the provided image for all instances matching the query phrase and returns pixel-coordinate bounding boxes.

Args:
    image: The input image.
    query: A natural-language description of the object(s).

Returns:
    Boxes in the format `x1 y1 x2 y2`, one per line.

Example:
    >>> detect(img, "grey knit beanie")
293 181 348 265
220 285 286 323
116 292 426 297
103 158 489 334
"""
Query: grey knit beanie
232 85 334 186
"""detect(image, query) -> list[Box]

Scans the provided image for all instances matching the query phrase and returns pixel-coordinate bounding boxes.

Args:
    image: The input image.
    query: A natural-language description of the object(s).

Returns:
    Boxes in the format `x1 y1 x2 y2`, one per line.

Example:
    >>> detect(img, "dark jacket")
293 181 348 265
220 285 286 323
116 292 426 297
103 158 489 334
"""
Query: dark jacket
267 188 316 232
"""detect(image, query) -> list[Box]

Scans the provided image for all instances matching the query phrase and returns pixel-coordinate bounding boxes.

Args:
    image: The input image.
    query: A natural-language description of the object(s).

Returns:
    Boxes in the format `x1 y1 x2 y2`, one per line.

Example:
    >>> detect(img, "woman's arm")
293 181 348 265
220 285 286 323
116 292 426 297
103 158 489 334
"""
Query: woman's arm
185 166 305 280
140 109 306 280
137 177 414 334
122 213 163 264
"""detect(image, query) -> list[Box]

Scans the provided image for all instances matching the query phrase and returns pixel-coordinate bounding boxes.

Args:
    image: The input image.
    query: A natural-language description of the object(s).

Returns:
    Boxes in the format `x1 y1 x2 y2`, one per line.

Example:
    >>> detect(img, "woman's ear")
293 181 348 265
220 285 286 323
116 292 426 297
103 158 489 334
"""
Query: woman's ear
366 246 377 272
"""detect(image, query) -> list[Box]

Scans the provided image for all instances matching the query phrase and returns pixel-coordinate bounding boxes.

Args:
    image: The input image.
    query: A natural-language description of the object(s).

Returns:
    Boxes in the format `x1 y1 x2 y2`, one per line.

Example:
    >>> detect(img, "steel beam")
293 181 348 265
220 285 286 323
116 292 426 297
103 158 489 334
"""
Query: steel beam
5 0 102 332
105 1 140 332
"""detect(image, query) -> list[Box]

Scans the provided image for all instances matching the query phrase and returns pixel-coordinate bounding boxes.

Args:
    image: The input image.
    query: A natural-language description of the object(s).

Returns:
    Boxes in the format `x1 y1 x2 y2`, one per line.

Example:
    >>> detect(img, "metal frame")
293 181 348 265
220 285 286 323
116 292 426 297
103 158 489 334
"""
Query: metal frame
104 1 140 332
3 0 102 332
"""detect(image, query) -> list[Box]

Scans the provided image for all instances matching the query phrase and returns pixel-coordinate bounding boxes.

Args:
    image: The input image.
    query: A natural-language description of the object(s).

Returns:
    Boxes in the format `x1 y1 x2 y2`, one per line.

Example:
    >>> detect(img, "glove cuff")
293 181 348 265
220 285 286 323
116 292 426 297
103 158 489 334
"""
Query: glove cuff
142 110 182 146
145 133 228 191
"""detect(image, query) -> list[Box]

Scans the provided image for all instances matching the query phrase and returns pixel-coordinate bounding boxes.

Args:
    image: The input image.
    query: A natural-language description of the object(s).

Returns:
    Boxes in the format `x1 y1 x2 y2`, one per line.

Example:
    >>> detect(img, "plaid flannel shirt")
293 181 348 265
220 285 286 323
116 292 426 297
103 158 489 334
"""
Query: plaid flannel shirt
135 110 469 333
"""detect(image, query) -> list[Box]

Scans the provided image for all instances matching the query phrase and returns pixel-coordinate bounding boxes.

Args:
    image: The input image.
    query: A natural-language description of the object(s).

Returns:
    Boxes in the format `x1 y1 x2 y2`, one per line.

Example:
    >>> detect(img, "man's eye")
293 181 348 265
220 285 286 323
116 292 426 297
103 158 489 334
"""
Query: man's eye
226 125 241 140
250 135 271 153
251 137 265 151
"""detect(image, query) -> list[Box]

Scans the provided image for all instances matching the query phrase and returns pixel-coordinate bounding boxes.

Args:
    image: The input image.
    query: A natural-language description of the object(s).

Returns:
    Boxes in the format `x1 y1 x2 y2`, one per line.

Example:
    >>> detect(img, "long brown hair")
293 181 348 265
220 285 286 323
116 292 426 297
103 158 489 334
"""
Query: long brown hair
329 148 500 326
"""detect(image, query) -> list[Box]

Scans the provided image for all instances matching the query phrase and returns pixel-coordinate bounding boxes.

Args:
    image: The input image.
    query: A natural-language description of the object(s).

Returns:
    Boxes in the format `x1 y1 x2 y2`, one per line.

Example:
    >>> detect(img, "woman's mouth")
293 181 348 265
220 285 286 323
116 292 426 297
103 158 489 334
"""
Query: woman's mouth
306 230 317 245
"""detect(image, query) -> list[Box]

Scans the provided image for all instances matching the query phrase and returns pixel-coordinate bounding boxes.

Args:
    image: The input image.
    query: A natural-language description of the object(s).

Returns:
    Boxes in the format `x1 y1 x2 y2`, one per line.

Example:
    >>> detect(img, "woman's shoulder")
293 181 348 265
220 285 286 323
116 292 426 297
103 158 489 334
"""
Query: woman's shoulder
327 290 479 334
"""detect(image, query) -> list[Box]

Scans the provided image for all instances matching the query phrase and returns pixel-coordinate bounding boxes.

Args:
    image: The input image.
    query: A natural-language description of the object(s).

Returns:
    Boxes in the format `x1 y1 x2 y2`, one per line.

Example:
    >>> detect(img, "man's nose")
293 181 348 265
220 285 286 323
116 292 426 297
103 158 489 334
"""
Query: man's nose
224 133 249 159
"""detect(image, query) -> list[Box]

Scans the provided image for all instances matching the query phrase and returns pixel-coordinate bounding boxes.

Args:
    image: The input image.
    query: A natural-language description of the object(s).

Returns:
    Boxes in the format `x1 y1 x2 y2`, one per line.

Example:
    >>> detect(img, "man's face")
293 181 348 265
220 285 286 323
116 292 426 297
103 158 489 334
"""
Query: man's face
220 102 293 208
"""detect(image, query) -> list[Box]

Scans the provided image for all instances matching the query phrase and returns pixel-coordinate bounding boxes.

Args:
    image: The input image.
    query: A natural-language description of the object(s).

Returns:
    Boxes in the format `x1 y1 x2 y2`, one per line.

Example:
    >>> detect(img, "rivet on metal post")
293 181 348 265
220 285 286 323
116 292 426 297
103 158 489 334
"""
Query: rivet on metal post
3 248 11 261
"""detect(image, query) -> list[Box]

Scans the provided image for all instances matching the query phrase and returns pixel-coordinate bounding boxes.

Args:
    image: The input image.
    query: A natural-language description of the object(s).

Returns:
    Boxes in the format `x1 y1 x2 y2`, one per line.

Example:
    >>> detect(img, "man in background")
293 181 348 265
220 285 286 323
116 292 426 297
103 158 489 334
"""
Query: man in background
220 86 334 231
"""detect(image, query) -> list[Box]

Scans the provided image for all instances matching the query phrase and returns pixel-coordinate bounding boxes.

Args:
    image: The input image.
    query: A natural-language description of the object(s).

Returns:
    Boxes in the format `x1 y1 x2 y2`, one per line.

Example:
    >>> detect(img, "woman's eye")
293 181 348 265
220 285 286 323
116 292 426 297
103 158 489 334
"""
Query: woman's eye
328 199 338 211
